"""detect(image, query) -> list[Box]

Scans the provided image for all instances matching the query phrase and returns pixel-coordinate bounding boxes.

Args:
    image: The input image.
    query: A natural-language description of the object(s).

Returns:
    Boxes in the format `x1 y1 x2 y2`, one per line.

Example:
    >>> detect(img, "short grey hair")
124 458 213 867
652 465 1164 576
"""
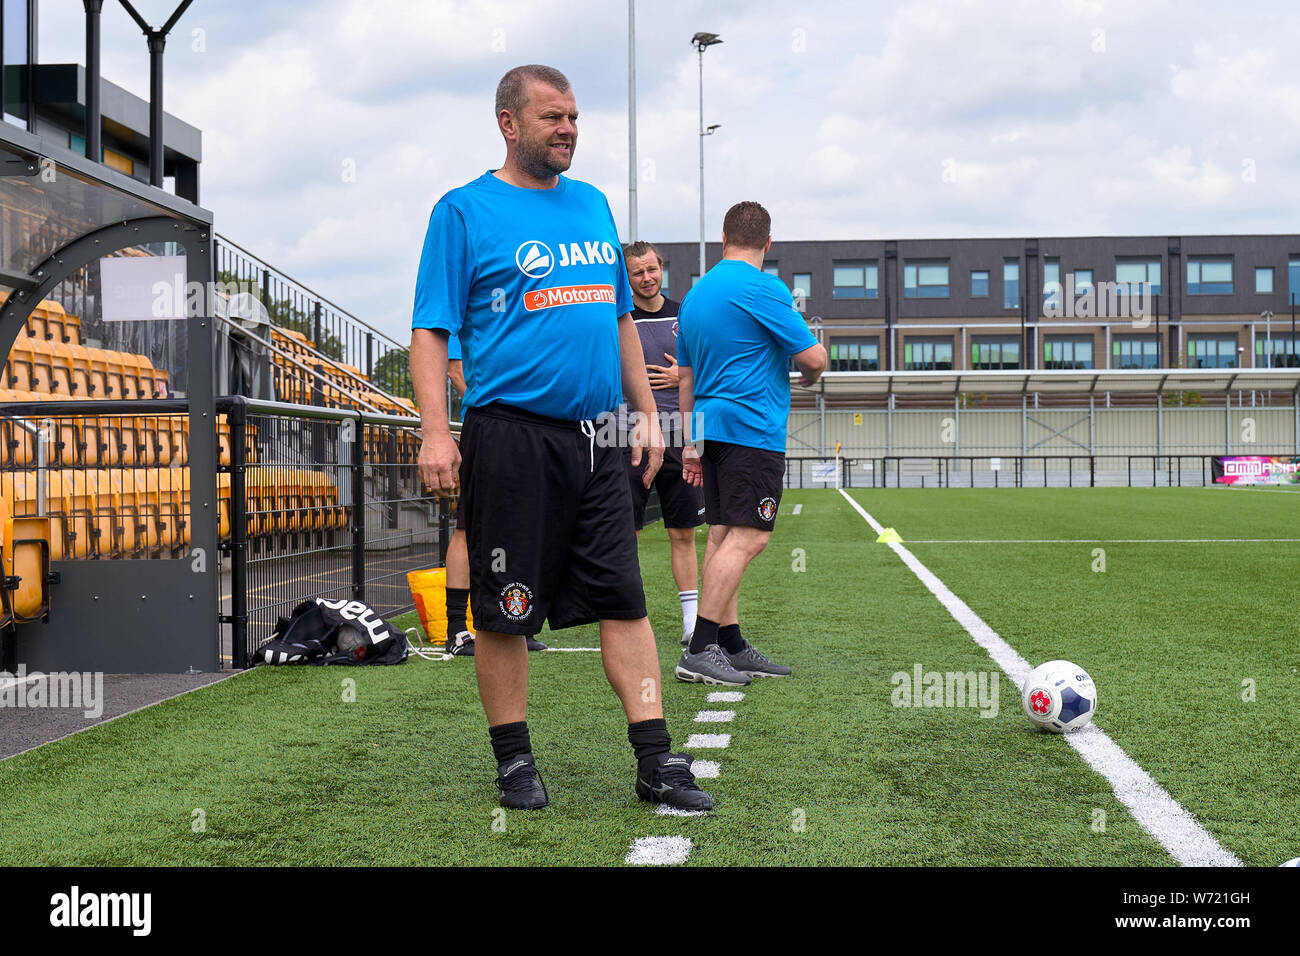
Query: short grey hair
495 64 571 117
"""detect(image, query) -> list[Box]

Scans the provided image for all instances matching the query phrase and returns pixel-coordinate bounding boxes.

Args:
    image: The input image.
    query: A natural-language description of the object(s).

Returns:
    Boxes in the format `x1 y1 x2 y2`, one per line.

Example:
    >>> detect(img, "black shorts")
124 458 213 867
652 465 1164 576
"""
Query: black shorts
625 440 705 531
701 439 786 532
459 403 647 635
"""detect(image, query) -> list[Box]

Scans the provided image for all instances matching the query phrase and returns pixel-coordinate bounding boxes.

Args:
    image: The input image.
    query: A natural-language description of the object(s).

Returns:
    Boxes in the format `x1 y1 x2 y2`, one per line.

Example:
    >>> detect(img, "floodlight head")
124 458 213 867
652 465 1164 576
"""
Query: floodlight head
706 124 721 133
692 32 723 50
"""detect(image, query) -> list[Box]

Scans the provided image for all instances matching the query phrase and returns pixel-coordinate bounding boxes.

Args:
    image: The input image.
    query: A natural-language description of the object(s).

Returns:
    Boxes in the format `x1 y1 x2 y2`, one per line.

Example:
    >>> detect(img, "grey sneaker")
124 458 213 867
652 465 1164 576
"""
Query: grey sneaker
724 639 792 678
675 643 751 686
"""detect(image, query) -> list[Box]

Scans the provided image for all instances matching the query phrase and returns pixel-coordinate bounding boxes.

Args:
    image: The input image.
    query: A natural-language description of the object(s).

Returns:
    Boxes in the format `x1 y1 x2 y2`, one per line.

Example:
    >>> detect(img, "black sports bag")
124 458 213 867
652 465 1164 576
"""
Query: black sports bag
255 596 408 666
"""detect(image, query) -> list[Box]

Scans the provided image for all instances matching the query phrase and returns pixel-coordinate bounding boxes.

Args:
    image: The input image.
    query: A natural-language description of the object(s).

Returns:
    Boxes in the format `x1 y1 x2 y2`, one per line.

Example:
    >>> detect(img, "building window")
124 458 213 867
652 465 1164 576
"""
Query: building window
763 261 780 277
970 270 989 297
1187 258 1233 295
903 260 950 298
903 337 953 370
832 261 879 299
1113 335 1161 369
1003 260 1020 310
971 337 1021 370
1188 335 1239 368
1045 336 1094 369
792 272 812 299
1257 334 1300 368
691 274 701 287
1072 269 1093 296
1043 259 1061 311
1255 267 1273 294
661 263 670 295
1290 259 1300 306
1115 258 1161 296
828 338 880 372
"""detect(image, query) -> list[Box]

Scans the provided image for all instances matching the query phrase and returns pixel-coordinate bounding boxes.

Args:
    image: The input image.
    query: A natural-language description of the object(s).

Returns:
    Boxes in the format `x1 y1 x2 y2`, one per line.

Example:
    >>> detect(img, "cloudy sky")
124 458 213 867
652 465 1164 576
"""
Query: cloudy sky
31 0 1300 342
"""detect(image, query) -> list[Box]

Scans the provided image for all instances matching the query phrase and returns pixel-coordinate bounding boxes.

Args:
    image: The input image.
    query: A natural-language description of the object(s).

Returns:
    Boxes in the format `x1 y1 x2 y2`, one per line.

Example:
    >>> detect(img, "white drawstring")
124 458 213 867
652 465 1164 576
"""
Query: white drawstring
579 420 596 472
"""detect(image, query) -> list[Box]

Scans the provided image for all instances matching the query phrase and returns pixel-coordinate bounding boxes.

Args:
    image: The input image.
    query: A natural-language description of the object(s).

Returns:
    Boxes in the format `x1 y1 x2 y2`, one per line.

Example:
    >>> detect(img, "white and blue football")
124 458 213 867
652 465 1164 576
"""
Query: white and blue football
1022 660 1097 733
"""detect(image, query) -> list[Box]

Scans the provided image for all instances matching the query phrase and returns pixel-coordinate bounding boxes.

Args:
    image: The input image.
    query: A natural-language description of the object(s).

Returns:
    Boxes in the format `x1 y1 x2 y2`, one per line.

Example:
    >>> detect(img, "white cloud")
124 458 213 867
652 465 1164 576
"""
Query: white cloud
29 0 1300 341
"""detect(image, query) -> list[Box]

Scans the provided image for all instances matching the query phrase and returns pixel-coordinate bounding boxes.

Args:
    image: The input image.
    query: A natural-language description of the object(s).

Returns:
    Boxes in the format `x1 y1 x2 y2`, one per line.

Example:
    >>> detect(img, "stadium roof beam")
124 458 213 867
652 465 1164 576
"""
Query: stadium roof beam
796 368 1300 397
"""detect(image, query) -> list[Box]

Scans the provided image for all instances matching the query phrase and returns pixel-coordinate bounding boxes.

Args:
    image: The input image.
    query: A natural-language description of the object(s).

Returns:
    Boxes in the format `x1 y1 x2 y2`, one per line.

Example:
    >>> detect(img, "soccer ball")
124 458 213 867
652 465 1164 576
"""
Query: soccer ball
1022 660 1097 733
334 624 368 661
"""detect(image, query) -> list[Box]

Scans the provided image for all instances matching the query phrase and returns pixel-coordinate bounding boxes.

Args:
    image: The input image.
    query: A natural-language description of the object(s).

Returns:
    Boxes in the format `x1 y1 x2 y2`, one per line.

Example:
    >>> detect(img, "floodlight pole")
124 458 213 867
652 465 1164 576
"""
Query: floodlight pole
693 32 722 279
118 0 195 188
628 0 637 241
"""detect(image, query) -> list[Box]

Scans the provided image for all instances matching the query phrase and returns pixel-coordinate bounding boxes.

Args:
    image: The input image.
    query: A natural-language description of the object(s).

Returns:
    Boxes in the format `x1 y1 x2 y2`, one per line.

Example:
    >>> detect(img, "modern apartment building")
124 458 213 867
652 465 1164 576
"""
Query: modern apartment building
652 236 1300 375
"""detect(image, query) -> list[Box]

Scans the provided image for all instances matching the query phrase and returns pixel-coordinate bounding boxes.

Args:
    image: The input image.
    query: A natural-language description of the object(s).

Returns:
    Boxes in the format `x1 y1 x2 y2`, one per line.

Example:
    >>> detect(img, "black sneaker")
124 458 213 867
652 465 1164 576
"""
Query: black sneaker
446 630 475 656
526 636 548 652
635 752 714 811
496 754 549 810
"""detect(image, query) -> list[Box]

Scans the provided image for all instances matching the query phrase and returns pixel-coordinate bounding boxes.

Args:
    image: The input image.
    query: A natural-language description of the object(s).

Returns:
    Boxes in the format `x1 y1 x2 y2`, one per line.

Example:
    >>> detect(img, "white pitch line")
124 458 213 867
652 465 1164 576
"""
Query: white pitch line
905 538 1300 545
685 733 730 749
654 805 708 817
691 760 720 778
694 710 735 723
706 691 745 703
792 503 803 515
838 488 1242 868
626 836 692 865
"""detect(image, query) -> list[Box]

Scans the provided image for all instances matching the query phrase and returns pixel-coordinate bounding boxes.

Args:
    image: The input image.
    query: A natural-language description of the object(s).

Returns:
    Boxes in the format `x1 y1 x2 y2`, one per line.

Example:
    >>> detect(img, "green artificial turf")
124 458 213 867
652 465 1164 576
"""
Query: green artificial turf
0 486 1292 865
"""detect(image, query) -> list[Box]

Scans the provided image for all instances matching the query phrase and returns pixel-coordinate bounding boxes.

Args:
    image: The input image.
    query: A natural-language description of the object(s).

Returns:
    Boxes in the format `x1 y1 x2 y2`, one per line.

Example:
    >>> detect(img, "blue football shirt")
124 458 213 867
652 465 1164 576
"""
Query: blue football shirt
677 259 818 453
412 171 634 421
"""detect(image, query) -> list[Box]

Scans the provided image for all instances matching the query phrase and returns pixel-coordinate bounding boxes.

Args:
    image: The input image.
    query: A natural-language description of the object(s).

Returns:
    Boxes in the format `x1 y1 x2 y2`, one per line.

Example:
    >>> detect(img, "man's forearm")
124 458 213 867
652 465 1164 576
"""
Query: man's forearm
411 328 452 437
617 313 657 421
678 367 695 443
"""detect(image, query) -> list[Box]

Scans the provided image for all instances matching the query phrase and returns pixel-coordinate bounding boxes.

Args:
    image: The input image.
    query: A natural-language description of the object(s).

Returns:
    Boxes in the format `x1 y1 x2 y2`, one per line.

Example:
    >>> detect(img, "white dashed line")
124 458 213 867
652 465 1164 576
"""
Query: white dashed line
654 805 708 817
693 710 735 723
684 733 731 748
626 836 692 865
792 503 802 515
691 759 720 778
706 691 745 703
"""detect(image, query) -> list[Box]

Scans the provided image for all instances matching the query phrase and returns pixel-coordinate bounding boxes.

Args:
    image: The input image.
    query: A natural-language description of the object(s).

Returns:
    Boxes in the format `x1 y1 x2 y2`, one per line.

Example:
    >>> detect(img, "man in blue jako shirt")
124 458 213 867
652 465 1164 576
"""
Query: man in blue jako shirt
676 201 828 687
410 64 712 812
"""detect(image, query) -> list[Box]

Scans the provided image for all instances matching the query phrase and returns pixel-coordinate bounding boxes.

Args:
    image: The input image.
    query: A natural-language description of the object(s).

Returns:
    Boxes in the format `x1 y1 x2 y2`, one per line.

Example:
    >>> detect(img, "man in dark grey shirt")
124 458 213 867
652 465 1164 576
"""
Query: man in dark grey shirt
622 241 705 643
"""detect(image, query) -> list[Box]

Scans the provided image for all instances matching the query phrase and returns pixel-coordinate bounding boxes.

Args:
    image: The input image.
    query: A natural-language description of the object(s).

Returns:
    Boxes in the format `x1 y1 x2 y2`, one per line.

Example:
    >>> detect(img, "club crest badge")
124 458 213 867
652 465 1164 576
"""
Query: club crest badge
499 582 534 621
757 497 777 522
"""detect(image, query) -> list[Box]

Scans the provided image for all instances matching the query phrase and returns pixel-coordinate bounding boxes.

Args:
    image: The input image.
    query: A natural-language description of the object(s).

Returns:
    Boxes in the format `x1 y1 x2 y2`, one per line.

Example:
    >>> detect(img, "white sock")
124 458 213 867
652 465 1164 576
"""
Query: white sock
678 589 699 638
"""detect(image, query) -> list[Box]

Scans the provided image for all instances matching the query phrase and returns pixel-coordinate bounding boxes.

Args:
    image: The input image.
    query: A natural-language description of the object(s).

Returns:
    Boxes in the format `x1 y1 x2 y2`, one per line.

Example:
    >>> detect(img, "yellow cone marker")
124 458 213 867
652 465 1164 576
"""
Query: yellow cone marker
876 528 902 544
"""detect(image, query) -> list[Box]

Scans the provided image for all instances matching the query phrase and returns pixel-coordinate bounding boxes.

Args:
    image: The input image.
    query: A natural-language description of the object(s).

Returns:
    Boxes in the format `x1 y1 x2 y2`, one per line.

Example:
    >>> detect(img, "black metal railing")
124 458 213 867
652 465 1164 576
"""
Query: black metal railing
218 397 452 668
0 398 196 560
215 235 414 399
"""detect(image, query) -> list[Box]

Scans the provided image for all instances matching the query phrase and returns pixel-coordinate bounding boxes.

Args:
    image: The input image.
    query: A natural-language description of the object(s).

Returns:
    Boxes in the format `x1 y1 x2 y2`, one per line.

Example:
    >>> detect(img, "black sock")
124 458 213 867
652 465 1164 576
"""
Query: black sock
718 623 744 654
628 718 671 762
488 721 531 764
446 587 470 638
688 616 720 655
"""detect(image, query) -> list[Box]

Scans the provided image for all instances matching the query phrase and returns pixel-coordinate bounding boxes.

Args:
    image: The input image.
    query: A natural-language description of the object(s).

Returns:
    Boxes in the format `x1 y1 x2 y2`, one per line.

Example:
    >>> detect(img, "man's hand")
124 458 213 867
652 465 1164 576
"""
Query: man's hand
682 442 703 487
629 411 666 489
646 352 680 391
418 428 461 495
